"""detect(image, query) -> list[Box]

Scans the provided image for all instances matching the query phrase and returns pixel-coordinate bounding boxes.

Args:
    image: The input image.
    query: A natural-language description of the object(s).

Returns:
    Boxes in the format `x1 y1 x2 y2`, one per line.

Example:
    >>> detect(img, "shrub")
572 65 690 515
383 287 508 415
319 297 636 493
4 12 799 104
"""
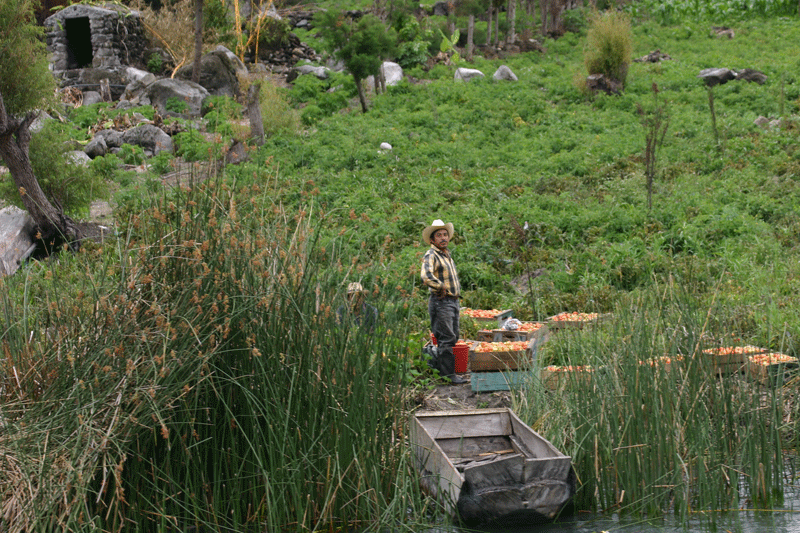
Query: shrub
584 9 633 87
258 81 300 137
0 120 108 216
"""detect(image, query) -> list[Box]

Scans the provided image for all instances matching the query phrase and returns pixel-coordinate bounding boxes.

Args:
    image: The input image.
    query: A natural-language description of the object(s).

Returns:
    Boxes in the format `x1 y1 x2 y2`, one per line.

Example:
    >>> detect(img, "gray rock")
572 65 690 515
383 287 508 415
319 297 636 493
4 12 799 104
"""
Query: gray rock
82 91 105 106
586 74 622 95
121 124 174 156
175 50 241 98
144 78 210 117
94 129 123 148
84 136 108 159
66 150 92 167
736 68 767 85
697 68 736 87
381 61 404 86
454 68 485 82
287 64 330 82
214 45 249 76
493 65 518 82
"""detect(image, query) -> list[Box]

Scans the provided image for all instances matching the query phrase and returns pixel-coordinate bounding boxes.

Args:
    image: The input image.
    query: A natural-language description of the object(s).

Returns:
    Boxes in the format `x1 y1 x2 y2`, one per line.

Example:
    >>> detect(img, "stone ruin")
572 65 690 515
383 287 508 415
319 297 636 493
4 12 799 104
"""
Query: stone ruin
44 3 147 74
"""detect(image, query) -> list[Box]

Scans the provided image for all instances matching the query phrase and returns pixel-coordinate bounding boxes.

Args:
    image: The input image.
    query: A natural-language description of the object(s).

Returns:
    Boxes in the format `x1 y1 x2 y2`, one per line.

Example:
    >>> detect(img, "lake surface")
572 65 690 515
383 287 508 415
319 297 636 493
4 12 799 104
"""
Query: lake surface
424 478 800 533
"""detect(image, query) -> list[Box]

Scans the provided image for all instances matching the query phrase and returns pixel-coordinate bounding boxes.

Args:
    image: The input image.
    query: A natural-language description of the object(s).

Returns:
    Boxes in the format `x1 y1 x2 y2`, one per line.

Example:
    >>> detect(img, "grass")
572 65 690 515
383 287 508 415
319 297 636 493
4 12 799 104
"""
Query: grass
3 1 800 530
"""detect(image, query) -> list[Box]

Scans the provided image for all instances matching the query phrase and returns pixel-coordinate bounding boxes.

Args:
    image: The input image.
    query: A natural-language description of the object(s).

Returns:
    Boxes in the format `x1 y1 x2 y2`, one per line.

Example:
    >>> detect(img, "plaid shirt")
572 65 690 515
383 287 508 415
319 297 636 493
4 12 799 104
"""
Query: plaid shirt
421 245 461 297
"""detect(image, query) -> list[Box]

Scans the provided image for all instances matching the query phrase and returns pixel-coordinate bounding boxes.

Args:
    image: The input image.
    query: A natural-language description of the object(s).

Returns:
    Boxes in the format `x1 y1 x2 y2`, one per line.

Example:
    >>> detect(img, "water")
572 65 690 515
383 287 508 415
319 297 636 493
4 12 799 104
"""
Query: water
425 482 800 533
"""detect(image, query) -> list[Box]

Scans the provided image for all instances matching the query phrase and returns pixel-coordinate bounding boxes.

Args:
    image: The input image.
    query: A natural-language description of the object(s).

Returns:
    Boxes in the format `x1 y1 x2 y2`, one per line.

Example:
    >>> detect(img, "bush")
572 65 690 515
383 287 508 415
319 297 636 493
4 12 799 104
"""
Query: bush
0 120 108 216
584 9 633 87
258 81 300 137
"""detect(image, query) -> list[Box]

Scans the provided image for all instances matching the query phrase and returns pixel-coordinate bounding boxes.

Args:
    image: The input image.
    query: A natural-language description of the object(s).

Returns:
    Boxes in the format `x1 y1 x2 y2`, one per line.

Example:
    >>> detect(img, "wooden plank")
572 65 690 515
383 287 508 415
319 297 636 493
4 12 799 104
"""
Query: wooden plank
436 435 513 459
508 410 568 460
414 409 513 439
463 452 524 489
409 416 462 515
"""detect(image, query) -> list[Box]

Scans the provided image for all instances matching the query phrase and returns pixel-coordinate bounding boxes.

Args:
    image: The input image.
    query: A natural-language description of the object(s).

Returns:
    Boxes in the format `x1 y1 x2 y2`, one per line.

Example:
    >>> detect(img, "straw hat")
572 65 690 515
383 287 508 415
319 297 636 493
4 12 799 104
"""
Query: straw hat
347 282 364 294
422 219 455 244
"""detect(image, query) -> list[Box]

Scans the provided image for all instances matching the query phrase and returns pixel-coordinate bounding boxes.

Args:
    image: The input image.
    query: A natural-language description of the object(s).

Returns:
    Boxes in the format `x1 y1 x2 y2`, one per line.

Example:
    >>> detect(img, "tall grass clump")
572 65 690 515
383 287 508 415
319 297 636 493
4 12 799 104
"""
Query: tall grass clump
515 281 788 525
584 10 633 88
0 175 431 531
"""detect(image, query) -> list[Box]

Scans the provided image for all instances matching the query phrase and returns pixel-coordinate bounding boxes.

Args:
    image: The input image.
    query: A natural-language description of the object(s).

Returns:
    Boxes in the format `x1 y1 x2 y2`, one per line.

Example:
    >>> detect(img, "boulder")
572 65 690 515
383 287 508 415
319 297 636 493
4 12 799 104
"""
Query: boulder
697 68 736 87
634 50 673 63
84 136 108 159
287 64 330 82
493 65 518 82
0 206 37 277
586 74 622 95
381 62 404 86
143 78 210 117
82 91 105 106
454 68 485 82
176 50 241 98
66 151 92 167
94 129 123 149
736 68 767 85
121 124 174 156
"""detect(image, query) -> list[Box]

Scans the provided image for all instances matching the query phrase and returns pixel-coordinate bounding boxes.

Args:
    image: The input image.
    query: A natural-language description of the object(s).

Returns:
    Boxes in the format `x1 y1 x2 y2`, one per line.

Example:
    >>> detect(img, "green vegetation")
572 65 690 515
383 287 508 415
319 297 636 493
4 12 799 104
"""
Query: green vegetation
3 0 800 530
584 9 633 86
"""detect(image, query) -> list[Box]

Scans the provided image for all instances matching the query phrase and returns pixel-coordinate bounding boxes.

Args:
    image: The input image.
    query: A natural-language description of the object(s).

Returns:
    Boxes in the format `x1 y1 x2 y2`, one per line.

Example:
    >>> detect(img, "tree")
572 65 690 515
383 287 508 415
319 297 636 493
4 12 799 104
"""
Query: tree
0 0 83 249
315 11 397 113
192 0 203 84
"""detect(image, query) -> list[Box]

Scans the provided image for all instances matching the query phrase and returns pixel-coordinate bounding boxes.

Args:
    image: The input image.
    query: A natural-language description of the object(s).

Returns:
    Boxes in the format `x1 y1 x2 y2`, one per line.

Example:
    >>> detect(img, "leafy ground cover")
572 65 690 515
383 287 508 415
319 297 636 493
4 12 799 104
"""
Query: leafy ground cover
3 3 800 530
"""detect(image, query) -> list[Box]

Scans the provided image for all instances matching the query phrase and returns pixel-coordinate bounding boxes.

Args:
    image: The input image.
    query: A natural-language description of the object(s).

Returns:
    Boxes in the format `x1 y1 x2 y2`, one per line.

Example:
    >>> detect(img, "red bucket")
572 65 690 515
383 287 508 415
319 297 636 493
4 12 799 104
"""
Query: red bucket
453 342 469 374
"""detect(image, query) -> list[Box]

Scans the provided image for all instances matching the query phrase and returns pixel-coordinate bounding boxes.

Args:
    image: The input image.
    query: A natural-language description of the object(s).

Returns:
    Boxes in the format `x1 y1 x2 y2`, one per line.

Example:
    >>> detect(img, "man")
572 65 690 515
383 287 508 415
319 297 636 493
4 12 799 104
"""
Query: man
337 282 378 333
420 219 466 385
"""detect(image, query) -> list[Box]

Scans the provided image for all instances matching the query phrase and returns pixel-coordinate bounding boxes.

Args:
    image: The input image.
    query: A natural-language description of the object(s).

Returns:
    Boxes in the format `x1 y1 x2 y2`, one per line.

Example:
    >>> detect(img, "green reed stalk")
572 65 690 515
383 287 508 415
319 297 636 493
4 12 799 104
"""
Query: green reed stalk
0 176 430 532
514 282 787 523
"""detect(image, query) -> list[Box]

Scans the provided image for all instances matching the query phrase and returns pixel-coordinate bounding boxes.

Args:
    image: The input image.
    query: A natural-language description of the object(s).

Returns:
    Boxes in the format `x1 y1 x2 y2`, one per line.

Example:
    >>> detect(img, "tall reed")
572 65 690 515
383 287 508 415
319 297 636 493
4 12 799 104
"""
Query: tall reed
515 279 789 525
0 174 430 531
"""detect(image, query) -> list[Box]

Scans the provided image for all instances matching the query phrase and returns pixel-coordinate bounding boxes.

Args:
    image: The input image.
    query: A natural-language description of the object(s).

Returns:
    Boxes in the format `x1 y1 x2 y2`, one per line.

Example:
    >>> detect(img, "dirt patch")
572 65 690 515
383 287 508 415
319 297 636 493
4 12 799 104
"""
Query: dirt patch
417 378 514 412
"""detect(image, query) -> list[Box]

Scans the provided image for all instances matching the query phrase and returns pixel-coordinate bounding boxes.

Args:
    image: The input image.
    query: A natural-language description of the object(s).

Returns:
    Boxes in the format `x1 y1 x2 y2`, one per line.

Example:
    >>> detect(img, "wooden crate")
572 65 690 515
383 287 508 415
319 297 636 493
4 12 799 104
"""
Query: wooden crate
701 346 767 376
545 312 611 330
476 322 549 343
470 370 533 392
747 353 799 387
539 366 595 391
469 341 532 371
463 309 514 328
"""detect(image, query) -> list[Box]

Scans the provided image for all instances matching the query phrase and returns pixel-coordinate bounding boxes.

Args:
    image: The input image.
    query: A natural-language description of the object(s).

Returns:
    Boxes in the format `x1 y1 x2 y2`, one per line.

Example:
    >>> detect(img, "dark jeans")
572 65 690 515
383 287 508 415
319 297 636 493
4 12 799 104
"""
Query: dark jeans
428 295 460 377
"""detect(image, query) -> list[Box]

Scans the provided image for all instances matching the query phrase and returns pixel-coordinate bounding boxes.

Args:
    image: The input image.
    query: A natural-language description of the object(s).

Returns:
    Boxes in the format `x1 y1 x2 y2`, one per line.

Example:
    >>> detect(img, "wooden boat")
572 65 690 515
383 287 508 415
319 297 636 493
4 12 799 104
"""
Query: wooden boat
410 408 575 527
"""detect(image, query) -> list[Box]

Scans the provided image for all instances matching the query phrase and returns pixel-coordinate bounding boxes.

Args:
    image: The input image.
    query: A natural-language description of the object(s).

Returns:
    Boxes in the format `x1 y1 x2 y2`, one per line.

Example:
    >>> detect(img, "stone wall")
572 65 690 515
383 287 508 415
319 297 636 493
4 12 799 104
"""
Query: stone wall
44 3 148 72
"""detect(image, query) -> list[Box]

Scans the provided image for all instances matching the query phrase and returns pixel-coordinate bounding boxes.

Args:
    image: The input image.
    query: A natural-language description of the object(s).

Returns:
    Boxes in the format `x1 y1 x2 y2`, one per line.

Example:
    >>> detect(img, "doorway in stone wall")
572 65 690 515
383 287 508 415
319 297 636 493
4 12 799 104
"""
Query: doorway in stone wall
65 17 92 69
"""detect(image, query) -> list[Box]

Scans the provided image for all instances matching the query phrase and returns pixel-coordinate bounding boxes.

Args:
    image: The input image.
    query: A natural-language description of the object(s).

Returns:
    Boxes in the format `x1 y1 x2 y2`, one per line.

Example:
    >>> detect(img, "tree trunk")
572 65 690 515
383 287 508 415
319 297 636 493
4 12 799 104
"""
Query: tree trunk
541 0 548 35
467 14 474 61
494 10 500 46
355 78 369 113
0 96 82 250
192 0 203 84
246 82 264 145
507 0 517 45
486 6 493 46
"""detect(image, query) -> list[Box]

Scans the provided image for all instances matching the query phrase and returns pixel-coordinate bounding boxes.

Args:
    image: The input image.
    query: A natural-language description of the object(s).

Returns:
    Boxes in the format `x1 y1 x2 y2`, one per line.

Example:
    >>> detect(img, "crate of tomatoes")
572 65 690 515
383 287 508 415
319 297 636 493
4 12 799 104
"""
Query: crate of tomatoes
477 321 549 342
539 365 596 391
545 312 609 330
469 340 532 371
701 345 768 376
461 308 514 327
747 352 799 387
